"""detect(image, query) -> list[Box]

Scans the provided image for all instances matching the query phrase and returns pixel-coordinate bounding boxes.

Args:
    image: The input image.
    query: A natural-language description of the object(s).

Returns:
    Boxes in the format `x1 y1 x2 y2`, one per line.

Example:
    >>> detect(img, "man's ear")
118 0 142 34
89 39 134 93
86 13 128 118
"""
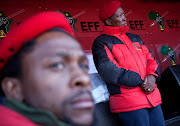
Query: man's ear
1 77 24 101
104 19 112 26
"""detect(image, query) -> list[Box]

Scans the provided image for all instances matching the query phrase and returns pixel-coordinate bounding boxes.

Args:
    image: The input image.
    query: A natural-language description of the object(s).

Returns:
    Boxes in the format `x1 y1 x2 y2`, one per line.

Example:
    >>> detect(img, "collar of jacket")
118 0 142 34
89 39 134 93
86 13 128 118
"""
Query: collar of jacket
2 97 70 126
103 25 129 35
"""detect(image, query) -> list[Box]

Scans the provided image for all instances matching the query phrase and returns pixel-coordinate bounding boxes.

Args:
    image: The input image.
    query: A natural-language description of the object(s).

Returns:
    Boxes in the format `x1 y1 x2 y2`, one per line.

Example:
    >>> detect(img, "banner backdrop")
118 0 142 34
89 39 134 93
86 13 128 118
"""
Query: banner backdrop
0 0 180 72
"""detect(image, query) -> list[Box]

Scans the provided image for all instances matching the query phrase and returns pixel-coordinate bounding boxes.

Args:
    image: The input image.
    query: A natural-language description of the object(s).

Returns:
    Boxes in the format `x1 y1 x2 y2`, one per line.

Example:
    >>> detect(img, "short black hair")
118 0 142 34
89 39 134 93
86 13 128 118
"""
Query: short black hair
0 28 72 96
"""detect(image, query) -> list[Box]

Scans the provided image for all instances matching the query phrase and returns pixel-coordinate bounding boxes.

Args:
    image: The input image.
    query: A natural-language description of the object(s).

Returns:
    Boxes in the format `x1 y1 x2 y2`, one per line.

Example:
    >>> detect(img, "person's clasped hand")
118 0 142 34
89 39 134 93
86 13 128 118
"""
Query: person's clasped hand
141 75 156 94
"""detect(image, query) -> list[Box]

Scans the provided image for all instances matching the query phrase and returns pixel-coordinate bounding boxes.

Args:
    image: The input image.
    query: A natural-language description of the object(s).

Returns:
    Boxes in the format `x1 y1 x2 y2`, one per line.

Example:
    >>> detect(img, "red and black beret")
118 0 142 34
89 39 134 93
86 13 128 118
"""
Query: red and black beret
0 11 73 71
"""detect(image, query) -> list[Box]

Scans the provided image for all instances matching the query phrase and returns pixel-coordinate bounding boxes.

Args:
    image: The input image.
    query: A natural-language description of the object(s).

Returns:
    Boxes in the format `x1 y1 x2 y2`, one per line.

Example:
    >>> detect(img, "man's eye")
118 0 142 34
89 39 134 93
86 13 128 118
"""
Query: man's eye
119 13 125 17
80 64 89 70
50 63 64 70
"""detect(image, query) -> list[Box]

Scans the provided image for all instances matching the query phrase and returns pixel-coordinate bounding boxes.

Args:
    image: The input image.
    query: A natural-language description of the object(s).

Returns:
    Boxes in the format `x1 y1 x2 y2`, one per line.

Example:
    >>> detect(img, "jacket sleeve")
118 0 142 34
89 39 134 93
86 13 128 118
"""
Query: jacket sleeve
144 46 161 78
138 36 161 79
92 38 143 87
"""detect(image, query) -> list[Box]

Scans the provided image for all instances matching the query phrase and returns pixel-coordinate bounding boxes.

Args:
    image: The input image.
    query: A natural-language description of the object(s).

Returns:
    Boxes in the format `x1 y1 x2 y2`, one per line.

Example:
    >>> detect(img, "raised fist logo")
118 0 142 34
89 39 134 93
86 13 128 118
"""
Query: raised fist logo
0 11 13 38
0 17 9 35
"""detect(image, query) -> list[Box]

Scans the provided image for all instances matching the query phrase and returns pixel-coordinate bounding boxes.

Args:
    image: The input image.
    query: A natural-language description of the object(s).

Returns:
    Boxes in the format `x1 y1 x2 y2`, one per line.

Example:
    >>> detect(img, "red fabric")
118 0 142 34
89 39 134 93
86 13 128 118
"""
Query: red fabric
0 11 73 72
99 0 120 21
110 86 162 113
104 45 121 68
102 26 162 113
0 105 40 126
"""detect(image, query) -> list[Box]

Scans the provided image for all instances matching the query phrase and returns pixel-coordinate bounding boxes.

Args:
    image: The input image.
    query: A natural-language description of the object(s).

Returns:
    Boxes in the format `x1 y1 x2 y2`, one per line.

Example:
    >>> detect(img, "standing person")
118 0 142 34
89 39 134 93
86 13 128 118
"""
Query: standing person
92 1 165 126
0 11 94 126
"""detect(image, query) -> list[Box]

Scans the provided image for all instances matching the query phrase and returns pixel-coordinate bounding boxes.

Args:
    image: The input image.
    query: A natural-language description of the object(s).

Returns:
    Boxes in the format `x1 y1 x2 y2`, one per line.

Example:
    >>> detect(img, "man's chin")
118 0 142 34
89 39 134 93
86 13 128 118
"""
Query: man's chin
65 119 93 126
70 115 93 126
62 112 94 126
70 122 93 126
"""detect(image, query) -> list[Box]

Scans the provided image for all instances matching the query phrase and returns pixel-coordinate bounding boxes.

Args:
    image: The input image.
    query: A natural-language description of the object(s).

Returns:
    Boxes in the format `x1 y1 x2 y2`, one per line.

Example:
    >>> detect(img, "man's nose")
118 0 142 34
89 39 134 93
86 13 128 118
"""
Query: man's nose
70 64 91 88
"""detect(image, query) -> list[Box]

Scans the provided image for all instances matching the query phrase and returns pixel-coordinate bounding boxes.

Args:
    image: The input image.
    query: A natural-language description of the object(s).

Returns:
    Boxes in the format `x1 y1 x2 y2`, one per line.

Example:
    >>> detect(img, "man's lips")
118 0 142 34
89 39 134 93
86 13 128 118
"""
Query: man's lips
71 94 94 109
71 100 94 109
124 22 127 26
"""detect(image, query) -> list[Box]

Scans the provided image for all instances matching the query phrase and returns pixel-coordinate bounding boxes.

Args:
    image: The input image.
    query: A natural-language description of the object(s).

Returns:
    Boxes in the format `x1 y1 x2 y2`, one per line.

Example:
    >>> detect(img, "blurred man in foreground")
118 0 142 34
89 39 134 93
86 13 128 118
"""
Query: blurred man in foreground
0 11 94 126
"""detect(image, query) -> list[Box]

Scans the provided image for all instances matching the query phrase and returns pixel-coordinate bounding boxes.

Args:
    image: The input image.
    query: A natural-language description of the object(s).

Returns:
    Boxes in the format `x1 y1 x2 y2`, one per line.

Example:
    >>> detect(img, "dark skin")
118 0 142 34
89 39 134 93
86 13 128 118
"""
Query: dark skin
104 6 156 94
141 75 156 94
105 7 127 27
1 31 94 126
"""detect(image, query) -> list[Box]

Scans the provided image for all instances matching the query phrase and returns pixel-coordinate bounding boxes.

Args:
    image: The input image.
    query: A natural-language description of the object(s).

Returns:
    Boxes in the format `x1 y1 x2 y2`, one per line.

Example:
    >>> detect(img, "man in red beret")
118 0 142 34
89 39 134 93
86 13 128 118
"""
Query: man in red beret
92 1 165 126
0 11 94 126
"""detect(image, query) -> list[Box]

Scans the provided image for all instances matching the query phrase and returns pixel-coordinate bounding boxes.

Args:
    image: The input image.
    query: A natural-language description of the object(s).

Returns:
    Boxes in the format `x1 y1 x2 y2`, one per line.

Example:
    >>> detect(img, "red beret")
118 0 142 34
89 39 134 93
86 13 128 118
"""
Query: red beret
99 0 121 21
0 11 73 71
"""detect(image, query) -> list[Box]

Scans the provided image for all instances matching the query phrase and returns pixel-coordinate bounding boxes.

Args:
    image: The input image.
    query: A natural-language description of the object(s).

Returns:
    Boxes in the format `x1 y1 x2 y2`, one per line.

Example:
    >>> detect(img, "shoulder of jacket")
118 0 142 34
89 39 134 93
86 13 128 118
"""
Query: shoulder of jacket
0 105 38 126
95 34 112 41
126 33 144 45
126 33 140 39
93 34 113 45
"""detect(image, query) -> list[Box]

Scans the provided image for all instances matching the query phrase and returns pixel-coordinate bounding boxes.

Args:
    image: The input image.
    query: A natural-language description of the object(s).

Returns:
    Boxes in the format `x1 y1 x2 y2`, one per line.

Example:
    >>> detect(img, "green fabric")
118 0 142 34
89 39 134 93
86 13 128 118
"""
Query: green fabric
2 98 70 126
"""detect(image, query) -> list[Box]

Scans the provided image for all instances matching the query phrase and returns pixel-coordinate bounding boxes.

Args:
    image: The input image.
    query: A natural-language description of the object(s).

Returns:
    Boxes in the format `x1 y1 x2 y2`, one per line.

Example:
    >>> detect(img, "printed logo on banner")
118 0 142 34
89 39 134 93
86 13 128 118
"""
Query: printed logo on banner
161 45 177 66
148 11 165 31
58 10 77 31
0 11 13 38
